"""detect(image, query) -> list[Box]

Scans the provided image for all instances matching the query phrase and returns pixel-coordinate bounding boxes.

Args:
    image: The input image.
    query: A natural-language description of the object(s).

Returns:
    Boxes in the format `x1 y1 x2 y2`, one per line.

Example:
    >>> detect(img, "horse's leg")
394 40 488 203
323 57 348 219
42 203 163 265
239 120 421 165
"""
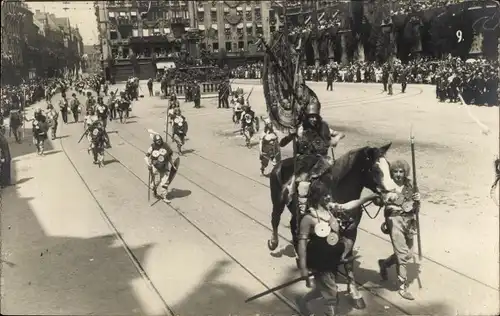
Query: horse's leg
268 201 286 251
343 229 366 309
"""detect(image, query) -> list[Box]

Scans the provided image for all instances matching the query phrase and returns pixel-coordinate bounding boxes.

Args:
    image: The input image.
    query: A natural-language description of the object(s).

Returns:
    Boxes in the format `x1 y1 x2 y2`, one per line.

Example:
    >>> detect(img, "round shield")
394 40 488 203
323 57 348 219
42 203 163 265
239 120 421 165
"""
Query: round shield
326 232 339 246
159 148 167 155
314 222 331 238
158 155 165 162
152 150 160 158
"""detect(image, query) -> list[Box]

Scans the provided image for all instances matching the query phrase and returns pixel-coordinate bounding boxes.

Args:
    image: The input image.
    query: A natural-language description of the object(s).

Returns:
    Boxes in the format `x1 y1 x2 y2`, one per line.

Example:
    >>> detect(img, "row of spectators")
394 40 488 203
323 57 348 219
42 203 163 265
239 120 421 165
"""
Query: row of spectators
391 0 464 16
231 57 498 106
158 66 228 85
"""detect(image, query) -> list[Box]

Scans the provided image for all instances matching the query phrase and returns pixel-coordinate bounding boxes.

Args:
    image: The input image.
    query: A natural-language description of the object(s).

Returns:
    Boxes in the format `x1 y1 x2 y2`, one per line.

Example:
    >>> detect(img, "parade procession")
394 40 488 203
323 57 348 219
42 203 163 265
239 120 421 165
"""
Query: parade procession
1 1 499 316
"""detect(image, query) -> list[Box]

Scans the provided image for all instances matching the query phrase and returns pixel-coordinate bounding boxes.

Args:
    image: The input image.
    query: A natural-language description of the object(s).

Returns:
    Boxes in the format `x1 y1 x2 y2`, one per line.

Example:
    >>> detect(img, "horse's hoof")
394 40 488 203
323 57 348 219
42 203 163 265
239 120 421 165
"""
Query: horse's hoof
351 297 366 310
267 239 279 251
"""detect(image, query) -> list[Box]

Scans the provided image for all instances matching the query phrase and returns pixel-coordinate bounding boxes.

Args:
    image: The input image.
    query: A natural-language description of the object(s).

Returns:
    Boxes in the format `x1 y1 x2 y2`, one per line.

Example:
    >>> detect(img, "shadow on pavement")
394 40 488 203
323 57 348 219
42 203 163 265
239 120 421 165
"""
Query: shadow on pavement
166 188 191 200
8 129 54 159
0 140 154 315
171 259 293 316
42 150 63 156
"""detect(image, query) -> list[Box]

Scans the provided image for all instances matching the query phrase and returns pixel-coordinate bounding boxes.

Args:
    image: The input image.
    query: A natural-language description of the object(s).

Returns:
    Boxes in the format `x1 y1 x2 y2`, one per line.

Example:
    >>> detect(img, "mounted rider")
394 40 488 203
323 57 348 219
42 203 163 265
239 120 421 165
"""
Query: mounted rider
279 100 345 213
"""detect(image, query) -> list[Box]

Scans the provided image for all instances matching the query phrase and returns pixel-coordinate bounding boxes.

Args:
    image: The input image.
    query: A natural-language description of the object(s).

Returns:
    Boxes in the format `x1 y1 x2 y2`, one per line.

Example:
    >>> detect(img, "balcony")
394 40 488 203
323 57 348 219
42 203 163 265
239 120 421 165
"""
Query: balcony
170 17 190 25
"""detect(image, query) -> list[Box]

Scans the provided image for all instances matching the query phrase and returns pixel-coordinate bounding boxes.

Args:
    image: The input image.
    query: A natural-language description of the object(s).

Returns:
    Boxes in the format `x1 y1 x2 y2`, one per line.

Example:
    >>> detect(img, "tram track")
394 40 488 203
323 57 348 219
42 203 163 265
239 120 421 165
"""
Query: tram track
50 83 492 315
58 129 302 315
110 128 412 315
116 115 499 294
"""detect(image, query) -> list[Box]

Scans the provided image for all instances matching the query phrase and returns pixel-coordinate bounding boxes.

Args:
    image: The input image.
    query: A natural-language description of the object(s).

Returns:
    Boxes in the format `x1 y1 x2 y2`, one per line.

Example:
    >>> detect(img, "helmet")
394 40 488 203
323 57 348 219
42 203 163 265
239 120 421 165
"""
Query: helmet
304 101 320 116
152 134 163 143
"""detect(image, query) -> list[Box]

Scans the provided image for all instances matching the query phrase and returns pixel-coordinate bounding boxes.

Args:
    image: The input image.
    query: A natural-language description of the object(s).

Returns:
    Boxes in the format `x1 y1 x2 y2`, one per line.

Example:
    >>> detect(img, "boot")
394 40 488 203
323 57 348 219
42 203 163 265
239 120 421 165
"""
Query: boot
378 259 388 281
398 283 414 300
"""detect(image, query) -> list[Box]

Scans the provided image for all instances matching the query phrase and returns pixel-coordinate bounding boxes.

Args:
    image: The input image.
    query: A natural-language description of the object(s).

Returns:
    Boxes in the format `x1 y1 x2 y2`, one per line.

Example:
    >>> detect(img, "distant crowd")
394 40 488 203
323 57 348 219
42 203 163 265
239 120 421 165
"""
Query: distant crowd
231 57 498 107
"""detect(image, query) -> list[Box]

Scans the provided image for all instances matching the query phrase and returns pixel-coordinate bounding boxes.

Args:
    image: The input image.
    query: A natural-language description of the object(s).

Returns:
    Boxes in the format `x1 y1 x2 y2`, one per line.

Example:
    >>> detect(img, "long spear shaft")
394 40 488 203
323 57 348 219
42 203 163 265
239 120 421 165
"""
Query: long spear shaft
410 128 422 260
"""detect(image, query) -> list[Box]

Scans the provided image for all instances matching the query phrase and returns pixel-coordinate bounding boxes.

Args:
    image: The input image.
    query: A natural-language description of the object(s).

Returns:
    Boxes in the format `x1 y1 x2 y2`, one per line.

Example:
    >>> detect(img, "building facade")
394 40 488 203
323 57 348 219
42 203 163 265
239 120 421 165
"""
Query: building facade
1 1 34 82
96 0 276 63
195 0 270 55
95 0 194 62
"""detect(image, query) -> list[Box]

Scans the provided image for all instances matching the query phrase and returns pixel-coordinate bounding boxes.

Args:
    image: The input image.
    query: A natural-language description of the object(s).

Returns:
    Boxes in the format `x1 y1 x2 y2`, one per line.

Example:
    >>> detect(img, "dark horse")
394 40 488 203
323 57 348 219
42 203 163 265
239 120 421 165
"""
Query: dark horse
267 143 396 309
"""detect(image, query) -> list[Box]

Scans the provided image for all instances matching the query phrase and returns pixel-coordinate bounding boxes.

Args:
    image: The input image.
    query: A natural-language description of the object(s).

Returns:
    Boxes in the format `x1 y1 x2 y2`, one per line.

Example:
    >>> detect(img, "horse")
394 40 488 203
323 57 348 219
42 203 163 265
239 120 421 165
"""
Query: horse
267 142 396 309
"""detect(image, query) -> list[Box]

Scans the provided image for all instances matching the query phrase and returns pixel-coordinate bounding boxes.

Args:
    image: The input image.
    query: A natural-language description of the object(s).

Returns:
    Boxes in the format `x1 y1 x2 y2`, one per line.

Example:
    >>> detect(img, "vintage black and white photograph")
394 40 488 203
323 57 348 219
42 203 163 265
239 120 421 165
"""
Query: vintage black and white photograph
1 0 499 315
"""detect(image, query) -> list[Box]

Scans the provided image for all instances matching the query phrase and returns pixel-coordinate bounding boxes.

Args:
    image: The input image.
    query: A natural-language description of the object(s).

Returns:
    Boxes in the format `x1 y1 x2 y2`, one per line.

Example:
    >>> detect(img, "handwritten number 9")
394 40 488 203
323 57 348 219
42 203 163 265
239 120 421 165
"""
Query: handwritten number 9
456 30 463 43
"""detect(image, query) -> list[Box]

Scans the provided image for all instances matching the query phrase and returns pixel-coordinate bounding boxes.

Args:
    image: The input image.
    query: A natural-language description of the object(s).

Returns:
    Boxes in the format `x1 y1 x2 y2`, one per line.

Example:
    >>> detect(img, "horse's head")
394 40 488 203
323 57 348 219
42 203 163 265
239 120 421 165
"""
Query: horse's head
359 142 398 195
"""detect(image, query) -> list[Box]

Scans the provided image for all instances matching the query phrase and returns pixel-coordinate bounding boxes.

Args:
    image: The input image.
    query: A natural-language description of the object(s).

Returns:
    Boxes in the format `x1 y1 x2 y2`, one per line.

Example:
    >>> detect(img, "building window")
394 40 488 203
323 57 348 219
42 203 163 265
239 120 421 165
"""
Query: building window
246 26 252 34
225 41 231 52
210 11 217 21
212 42 219 51
110 31 118 40
122 48 129 58
270 25 276 33
197 12 204 22
238 41 244 49
245 10 252 20
254 8 261 20
256 26 263 35
132 29 139 37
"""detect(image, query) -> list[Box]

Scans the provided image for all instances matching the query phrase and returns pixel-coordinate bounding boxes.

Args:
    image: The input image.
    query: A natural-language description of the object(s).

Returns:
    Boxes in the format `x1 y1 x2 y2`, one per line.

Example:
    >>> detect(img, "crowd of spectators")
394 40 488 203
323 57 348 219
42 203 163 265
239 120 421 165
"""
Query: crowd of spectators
231 57 498 106
391 0 464 16
159 66 228 85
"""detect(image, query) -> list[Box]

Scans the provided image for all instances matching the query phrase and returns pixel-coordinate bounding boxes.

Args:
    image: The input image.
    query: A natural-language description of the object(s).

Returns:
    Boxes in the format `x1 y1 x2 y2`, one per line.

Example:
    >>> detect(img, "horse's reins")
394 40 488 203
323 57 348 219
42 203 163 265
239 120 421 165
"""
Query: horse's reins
361 200 384 219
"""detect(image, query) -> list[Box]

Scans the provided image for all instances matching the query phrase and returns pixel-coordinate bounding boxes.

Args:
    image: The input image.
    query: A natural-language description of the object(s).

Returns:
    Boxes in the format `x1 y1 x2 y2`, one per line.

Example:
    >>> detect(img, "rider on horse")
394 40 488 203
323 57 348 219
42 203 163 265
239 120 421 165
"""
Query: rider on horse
279 100 345 213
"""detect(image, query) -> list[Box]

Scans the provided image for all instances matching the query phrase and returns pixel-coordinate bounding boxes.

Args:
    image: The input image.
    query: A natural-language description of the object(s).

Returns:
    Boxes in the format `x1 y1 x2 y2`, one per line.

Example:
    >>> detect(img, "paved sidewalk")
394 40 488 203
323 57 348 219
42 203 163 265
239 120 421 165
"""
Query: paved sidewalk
0 137 166 315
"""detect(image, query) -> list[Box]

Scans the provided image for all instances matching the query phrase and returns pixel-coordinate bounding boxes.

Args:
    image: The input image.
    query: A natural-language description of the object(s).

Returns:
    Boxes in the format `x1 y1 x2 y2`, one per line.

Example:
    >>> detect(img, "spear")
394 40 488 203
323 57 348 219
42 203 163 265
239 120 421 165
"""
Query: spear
410 126 422 261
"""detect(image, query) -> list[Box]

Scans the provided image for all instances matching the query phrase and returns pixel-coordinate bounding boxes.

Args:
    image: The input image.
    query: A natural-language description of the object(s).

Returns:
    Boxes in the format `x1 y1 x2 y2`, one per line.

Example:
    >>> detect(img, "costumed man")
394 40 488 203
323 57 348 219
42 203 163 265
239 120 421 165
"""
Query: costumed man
85 91 96 113
96 96 109 129
144 134 177 203
46 102 59 140
117 91 131 123
378 159 420 300
84 119 109 164
70 93 82 123
280 101 345 213
169 92 179 109
240 102 255 132
296 180 380 316
171 108 188 146
233 95 244 123
31 108 49 155
259 118 280 175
